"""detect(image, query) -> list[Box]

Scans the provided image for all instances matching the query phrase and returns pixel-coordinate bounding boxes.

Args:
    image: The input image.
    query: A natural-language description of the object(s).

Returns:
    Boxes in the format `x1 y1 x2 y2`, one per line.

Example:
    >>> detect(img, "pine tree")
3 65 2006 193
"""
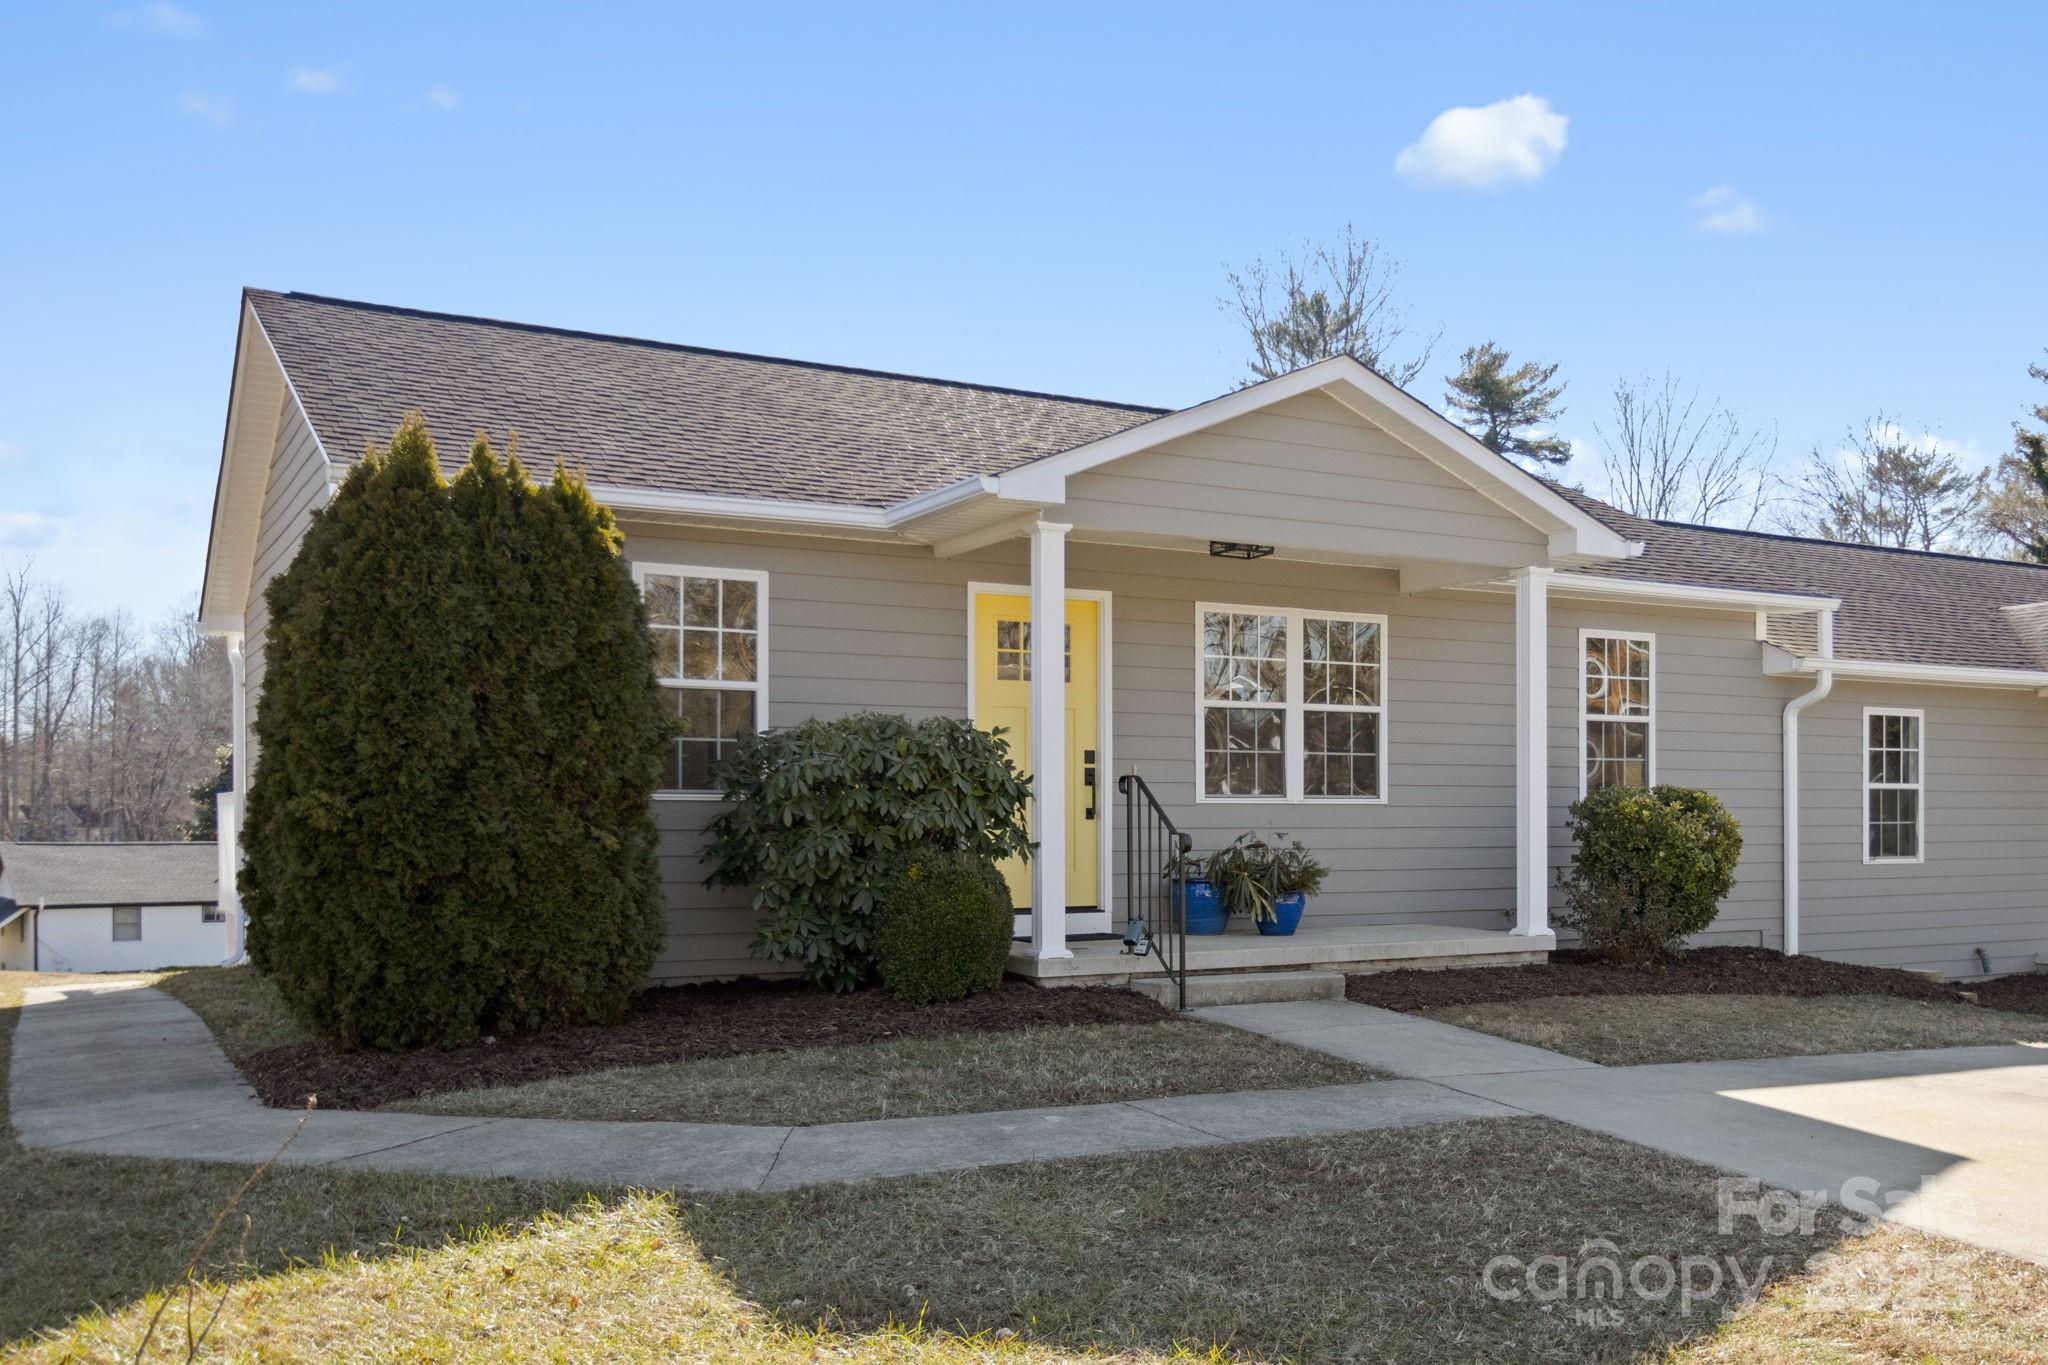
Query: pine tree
2004 354 2048 562
243 414 667 1049
1792 415 1987 552
178 745 231 840
1443 342 1572 467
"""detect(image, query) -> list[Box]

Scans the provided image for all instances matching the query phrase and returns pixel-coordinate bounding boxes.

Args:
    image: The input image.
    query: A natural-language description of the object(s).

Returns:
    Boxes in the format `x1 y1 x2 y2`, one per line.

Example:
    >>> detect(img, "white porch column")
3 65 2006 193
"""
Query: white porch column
1512 567 1551 937
1028 520 1072 960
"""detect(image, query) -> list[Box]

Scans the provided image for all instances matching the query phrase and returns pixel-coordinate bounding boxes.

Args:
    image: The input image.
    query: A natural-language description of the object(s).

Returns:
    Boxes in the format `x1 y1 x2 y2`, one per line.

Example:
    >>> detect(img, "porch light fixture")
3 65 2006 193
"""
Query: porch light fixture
1209 541 1274 561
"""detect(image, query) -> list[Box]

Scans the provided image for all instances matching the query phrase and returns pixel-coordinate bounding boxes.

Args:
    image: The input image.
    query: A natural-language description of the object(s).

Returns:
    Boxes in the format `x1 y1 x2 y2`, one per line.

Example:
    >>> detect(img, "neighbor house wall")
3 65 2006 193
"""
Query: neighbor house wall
240 395 329 769
1797 679 2048 978
28 905 226 974
0 913 28 971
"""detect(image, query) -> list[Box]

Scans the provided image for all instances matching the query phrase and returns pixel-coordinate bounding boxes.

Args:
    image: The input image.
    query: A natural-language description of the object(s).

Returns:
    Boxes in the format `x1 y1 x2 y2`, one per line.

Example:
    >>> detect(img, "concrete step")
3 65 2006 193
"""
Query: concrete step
1133 969 1346 1008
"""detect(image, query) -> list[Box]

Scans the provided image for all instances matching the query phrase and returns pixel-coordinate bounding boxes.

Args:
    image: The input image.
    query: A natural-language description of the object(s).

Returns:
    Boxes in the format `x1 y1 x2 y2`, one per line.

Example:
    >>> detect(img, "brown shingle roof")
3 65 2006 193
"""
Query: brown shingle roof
1554 486 2048 671
247 290 1165 507
247 289 2048 675
0 843 218 908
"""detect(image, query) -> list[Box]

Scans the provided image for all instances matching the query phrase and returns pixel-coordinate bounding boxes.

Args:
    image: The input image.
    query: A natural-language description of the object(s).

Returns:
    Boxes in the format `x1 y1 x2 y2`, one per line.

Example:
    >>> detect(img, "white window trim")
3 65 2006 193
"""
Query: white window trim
1578 629 1657 798
1862 706 1926 866
1192 601 1389 805
111 905 141 942
631 562 770 801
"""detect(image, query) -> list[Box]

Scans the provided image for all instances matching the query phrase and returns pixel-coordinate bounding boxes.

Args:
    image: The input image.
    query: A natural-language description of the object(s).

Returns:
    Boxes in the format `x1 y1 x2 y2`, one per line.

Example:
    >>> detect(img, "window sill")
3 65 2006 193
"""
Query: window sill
654 791 725 803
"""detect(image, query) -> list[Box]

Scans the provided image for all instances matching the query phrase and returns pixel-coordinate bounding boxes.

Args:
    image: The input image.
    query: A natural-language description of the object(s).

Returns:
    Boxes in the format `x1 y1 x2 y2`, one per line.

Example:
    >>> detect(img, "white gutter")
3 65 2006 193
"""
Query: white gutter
1548 574 1840 615
1782 610 1836 957
1763 647 2048 692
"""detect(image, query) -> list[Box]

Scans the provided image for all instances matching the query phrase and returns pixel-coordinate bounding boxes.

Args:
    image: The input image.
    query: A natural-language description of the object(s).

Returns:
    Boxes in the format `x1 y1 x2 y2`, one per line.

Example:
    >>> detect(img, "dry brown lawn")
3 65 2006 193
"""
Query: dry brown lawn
389 1018 1373 1125
1425 992 2048 1066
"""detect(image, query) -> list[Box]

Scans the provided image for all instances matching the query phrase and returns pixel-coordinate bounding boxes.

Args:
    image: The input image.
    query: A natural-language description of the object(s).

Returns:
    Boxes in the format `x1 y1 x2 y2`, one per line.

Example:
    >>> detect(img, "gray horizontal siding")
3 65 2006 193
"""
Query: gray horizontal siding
1798 680 2048 977
241 395 329 769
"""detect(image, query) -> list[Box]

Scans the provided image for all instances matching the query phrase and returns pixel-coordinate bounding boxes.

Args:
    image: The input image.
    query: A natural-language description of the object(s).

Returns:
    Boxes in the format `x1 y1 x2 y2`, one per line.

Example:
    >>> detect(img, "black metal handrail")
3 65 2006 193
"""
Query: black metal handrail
1117 773 1191 1010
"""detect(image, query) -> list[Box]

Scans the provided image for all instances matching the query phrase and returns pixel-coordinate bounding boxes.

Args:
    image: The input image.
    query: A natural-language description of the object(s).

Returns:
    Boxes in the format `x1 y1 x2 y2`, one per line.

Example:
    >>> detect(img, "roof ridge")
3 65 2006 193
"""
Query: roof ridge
248 288 1173 417
1645 514 2048 572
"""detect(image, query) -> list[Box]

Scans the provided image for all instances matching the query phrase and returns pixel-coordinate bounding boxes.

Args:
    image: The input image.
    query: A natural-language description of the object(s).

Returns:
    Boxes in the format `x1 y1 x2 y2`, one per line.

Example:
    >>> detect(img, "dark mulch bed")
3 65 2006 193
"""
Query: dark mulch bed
1348 946 1971 1012
1971 972 2048 1018
239 979 1168 1112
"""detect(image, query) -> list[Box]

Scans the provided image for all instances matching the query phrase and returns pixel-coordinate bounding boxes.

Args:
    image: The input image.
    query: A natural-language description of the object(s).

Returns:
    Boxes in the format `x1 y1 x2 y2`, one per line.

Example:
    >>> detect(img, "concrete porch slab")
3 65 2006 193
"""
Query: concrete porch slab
1010 923 1552 986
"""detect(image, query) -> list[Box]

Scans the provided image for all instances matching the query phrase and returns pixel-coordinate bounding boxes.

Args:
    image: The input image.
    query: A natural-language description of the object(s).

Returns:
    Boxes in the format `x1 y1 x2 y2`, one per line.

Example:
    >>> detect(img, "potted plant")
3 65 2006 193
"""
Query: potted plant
1203 833 1328 937
1166 849 1228 935
1262 835 1328 937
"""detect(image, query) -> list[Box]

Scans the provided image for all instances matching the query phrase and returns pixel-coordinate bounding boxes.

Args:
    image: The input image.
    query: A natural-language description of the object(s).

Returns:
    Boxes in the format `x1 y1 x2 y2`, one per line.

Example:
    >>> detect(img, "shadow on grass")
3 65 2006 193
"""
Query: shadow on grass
681 1118 1920 1365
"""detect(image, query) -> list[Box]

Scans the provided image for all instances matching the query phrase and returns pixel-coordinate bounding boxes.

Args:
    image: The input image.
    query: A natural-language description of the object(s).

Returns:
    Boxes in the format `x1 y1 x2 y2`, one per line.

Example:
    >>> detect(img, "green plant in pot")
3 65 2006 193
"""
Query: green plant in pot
1204 833 1328 937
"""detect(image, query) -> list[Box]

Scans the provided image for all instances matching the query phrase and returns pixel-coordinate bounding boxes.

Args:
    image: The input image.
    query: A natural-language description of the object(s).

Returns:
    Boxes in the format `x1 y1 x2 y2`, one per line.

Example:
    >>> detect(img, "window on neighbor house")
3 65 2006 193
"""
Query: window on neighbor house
112 906 141 942
1866 709 1924 863
1197 605 1385 801
1582 633 1654 792
201 906 226 923
637 566 768 794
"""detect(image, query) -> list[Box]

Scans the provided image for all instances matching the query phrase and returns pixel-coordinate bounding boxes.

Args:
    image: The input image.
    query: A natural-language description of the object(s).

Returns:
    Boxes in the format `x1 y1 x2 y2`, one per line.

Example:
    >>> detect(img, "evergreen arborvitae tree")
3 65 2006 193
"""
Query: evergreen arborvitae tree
1443 342 1572 467
243 413 667 1049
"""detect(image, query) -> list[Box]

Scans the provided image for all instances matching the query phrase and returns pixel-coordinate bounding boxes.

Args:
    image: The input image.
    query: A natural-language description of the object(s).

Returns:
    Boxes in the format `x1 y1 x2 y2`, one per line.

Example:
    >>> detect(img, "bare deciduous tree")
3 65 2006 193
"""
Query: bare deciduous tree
1224 224 1439 387
1592 373 1778 527
0 561 228 842
1789 416 1988 553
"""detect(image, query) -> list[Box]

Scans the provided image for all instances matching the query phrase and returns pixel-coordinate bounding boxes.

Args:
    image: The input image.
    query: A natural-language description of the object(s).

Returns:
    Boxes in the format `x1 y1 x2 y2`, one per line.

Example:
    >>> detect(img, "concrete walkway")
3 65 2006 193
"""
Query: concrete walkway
7 980 1515 1193
1194 998 1601 1078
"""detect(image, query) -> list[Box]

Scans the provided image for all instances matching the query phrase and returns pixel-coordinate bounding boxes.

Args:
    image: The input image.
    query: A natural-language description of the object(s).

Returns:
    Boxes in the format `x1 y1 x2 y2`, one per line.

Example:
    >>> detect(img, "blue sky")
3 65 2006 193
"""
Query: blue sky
3 1 2045 620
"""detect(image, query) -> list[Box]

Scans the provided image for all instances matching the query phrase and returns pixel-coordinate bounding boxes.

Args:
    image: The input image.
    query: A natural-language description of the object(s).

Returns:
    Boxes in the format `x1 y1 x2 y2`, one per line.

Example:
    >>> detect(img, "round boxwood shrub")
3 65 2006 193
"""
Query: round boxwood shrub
872 846 1014 1004
242 414 669 1050
1556 784 1743 963
702 713 1033 991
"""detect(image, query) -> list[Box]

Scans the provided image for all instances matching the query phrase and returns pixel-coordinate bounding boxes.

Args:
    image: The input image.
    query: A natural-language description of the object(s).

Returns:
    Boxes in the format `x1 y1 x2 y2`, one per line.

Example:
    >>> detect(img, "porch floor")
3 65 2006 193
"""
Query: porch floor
1008 923 1554 987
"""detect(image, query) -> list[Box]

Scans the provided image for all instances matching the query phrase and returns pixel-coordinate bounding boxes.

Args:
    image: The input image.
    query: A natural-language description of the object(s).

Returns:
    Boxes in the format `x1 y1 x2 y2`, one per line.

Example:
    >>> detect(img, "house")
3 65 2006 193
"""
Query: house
199 289 2048 985
0 842 226 973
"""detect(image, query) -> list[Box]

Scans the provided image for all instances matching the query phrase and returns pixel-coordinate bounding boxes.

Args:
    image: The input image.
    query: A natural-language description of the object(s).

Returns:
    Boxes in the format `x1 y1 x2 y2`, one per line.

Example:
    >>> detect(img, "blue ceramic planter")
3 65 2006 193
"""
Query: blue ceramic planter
1257 891 1306 936
1177 878 1228 935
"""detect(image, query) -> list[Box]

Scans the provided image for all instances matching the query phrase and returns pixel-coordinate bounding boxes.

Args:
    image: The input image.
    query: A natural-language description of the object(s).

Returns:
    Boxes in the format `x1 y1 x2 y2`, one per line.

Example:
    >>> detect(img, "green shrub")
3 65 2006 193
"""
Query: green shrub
1556 784 1743 963
243 414 669 1050
702 713 1033 991
872 846 1014 1004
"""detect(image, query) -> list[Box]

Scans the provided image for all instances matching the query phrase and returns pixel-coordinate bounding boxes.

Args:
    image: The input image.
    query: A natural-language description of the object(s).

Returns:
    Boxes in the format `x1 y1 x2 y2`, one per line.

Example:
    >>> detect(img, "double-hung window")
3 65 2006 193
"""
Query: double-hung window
636 564 768 795
111 906 141 942
1582 632 1653 792
1864 708 1924 863
1197 604 1385 802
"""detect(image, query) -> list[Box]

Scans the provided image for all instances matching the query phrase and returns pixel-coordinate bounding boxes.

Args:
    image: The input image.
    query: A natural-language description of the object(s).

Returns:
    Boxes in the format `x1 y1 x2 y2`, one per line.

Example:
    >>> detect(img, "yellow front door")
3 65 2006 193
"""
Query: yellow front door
973 592 1100 912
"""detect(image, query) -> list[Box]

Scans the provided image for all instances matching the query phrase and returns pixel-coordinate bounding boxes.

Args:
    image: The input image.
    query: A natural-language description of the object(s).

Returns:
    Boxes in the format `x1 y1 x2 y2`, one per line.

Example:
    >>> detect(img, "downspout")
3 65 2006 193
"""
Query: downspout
1781 610 1836 957
32 898 42 972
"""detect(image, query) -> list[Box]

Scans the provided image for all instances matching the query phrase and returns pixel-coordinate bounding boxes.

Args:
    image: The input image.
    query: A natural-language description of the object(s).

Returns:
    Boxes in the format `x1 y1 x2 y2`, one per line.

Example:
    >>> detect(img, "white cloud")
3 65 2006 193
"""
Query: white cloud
0 511 56 547
1691 185 1765 234
288 67 343 95
427 84 459 109
114 3 201 35
1394 94 1567 188
177 90 231 126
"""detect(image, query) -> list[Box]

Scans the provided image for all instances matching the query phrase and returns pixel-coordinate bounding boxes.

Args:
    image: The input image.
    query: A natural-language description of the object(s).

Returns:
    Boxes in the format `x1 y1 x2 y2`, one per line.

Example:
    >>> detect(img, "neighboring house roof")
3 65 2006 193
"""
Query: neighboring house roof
247 290 1165 507
242 289 2048 677
0 843 218 909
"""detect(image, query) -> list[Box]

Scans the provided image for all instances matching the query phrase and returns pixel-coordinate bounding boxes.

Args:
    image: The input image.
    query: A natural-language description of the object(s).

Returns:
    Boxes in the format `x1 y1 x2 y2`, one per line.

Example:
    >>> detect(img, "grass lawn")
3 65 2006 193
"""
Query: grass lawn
1424 993 2048 1066
389 1018 1371 1124
9 973 2048 1360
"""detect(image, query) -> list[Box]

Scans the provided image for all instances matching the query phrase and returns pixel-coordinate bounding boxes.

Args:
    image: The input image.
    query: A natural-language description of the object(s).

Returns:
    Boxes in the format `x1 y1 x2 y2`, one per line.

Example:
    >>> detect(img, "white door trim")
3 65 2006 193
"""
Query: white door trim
967 581 1114 937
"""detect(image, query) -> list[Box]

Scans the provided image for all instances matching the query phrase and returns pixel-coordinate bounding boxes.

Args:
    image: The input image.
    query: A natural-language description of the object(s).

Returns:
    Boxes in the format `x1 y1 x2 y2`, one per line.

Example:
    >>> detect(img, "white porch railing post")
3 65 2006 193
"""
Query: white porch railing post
1028 520 1073 960
1512 566 1551 937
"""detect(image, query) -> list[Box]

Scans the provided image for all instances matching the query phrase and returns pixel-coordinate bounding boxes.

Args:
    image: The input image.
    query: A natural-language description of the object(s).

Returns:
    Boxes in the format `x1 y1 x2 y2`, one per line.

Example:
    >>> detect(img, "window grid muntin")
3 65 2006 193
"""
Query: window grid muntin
1197 604 1386 803
995 620 1072 683
1581 632 1655 794
111 905 141 942
635 565 768 797
1865 709 1924 863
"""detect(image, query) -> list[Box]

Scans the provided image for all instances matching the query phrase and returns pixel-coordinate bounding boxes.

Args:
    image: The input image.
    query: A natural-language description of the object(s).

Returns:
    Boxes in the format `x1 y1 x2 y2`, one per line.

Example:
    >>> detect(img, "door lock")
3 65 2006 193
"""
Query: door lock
1083 749 1097 820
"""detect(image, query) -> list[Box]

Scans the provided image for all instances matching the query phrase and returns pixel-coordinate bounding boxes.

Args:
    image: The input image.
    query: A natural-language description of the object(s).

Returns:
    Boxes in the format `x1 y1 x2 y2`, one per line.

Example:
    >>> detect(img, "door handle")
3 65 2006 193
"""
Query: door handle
1083 750 1097 820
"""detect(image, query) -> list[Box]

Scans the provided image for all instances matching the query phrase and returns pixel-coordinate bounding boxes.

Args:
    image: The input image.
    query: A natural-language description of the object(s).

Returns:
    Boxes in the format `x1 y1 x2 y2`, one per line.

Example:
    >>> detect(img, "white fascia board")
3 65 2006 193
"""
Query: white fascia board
586 484 896 530
1549 574 1840 614
1768 649 2048 691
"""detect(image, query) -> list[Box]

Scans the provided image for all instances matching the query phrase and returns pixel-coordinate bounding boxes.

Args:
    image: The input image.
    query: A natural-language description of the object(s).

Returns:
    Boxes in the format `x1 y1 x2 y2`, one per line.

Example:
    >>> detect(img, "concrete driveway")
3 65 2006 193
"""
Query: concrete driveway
1447 1044 2048 1265
1201 998 2048 1266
